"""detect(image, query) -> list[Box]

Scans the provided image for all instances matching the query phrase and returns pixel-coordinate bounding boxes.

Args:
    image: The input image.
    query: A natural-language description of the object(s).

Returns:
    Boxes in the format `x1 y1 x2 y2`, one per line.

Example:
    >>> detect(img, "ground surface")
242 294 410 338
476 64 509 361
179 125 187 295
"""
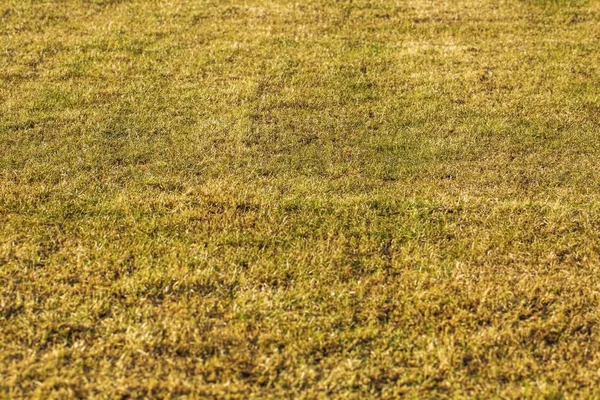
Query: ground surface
1 0 600 398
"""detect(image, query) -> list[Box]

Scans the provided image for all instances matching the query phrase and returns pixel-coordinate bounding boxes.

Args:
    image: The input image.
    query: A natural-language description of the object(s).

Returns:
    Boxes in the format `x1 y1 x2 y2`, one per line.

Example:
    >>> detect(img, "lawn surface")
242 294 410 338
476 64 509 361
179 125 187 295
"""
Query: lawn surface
1 0 600 398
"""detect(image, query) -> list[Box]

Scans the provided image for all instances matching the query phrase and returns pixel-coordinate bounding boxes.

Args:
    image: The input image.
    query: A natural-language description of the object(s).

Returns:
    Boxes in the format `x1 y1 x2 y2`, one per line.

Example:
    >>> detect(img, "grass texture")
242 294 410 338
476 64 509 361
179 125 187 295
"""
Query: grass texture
1 0 600 398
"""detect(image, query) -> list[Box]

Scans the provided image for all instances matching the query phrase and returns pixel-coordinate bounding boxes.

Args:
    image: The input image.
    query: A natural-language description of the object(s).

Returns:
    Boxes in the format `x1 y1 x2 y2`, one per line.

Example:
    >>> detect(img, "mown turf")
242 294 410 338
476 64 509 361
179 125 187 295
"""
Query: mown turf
1 0 600 398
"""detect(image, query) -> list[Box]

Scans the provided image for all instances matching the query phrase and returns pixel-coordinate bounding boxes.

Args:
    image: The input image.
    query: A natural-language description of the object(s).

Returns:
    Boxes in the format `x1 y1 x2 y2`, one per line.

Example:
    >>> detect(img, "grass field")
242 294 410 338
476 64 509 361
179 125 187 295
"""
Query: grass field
1 0 600 398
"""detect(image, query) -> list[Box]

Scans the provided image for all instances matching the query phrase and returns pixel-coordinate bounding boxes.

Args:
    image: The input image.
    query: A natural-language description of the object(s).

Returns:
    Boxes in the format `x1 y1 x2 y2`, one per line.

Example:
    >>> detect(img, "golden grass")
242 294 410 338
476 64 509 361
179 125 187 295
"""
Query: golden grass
1 0 600 397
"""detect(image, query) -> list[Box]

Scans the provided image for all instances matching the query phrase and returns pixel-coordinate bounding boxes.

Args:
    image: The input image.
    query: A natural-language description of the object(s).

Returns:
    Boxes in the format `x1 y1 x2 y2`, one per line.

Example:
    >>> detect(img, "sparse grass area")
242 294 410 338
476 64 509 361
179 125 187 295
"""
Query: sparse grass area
1 0 600 398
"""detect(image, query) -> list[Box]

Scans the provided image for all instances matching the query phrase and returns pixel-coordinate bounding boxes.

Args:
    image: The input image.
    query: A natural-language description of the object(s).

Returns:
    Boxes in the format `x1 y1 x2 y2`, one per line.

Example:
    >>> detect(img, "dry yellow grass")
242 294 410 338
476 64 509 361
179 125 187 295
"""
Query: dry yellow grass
1 0 600 398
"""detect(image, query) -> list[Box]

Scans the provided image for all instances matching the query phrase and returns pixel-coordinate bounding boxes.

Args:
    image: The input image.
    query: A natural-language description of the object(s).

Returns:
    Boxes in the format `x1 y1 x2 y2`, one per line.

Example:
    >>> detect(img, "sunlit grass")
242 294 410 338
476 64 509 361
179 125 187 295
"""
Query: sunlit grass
1 0 600 397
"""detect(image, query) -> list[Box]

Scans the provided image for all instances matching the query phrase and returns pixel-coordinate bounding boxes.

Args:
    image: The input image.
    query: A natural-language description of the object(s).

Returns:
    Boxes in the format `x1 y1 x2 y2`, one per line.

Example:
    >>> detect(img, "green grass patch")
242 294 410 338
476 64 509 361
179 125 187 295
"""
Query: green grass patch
2 0 600 397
